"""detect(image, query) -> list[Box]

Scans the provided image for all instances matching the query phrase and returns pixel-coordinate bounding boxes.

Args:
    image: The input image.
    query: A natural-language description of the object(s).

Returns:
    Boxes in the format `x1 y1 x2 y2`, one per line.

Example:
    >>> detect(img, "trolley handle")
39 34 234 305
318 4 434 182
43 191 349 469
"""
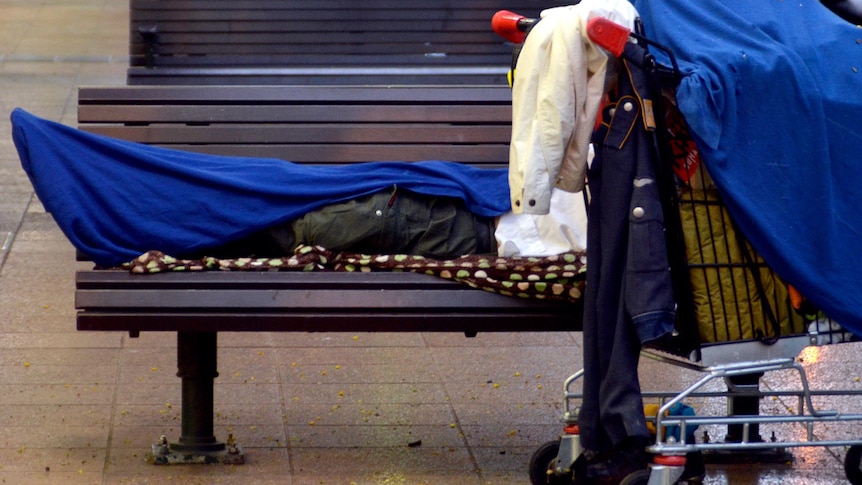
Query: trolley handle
491 10 537 44
586 17 681 82
586 17 630 57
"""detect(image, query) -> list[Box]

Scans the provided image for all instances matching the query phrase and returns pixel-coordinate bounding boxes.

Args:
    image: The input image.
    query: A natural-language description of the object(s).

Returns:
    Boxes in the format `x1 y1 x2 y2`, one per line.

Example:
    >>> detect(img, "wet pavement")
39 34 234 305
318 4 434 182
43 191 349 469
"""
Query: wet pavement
0 1 860 483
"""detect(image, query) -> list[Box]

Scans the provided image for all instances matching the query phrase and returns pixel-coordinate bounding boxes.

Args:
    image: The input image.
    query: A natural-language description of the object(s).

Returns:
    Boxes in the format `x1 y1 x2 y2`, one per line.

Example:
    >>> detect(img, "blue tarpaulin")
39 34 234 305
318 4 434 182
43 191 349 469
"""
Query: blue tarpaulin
11 108 510 267
632 0 862 334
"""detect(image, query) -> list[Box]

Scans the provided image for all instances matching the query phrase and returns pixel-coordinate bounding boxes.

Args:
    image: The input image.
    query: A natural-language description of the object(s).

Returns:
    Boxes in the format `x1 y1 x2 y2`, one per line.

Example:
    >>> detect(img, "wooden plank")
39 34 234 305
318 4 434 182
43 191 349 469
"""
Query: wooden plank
76 288 561 310
77 104 511 124
75 269 480 290
130 0 551 12
73 144 508 164
145 31 504 45
78 125 512 145
131 20 505 33
130 50 512 61
124 70 511 86
132 9 506 23
77 85 512 105
77 312 580 333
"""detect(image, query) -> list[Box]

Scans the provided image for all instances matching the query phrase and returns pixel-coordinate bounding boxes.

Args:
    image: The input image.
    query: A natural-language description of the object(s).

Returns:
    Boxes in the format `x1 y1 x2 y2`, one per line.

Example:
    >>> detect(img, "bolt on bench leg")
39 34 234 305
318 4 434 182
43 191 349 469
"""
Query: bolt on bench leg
150 331 244 465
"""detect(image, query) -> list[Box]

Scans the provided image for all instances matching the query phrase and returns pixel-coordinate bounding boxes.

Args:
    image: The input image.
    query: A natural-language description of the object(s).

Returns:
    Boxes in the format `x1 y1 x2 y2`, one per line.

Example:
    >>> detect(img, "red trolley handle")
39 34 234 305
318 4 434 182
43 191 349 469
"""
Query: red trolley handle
491 10 538 44
586 17 632 57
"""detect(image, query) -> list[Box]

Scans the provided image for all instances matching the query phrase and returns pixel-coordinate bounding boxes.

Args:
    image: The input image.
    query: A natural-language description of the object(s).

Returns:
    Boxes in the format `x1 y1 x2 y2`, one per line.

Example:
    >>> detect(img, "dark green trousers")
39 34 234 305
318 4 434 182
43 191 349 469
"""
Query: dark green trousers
204 187 494 259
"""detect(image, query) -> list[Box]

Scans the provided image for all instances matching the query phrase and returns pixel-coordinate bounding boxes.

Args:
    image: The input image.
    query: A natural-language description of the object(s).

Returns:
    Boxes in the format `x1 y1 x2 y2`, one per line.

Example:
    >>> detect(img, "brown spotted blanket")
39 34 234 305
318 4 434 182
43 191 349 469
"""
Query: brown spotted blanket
123 245 586 303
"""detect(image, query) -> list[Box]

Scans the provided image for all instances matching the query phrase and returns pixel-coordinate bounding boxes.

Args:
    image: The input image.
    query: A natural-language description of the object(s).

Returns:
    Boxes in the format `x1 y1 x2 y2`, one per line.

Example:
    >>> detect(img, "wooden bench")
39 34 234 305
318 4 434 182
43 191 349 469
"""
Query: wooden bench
75 85 584 464
128 0 560 85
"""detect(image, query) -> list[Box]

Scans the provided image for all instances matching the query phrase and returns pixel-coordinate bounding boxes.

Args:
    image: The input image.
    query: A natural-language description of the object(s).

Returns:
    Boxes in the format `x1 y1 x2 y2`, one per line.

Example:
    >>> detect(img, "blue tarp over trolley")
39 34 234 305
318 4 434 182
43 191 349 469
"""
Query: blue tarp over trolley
632 0 862 334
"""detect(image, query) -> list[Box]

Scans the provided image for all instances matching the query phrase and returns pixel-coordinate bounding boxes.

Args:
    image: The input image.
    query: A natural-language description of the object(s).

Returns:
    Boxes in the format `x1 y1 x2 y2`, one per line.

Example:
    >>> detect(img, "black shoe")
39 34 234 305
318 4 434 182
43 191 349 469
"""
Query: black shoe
678 451 705 483
587 436 651 485
571 452 592 485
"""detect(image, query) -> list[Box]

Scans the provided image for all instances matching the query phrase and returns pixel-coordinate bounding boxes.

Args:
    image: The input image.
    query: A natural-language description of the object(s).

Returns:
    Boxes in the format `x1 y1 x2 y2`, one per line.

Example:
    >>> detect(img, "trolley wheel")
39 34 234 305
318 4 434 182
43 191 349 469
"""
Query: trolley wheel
528 440 575 485
618 469 651 485
845 444 862 484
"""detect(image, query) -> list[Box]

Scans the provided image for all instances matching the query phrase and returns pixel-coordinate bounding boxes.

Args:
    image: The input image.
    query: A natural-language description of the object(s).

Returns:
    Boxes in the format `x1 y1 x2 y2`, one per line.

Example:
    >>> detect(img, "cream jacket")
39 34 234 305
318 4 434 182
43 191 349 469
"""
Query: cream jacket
507 0 639 215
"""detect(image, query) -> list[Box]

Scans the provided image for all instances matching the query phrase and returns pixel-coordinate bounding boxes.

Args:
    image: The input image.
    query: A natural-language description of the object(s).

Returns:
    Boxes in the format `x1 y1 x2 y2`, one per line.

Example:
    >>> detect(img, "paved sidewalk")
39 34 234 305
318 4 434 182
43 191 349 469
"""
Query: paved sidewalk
0 1 860 484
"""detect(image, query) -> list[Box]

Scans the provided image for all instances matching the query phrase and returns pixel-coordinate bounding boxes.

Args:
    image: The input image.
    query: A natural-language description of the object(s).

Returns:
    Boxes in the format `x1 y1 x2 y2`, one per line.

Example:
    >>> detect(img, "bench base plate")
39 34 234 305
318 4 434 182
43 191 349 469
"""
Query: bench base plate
149 439 245 465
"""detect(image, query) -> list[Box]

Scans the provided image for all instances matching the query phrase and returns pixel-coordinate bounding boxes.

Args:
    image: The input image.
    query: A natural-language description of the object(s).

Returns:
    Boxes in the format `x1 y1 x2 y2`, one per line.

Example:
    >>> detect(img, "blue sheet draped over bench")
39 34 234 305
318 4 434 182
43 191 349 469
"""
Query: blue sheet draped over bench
633 0 862 334
10 108 510 267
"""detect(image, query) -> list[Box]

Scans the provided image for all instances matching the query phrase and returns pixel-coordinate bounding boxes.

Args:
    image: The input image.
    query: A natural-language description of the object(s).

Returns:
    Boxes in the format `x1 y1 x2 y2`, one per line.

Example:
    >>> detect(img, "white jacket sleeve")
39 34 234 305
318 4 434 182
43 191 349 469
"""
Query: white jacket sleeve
508 0 639 215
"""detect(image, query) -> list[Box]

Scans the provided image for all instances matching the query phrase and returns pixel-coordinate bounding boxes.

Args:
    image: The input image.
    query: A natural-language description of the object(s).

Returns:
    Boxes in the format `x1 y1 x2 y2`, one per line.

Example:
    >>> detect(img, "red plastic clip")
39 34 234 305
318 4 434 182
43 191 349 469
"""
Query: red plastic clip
492 10 530 44
653 454 687 467
586 17 631 57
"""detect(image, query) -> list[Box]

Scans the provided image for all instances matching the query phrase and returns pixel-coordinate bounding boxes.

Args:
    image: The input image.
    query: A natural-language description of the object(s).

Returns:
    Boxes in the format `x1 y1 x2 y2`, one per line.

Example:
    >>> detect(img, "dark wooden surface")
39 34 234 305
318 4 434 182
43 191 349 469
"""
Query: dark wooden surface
76 271 581 333
75 83 582 335
77 85 514 163
127 0 559 84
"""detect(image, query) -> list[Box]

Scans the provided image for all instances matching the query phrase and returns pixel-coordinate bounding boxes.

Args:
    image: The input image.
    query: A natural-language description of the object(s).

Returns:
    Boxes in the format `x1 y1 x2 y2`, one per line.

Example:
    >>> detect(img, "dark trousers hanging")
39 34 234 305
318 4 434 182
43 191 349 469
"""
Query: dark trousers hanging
578 58 676 452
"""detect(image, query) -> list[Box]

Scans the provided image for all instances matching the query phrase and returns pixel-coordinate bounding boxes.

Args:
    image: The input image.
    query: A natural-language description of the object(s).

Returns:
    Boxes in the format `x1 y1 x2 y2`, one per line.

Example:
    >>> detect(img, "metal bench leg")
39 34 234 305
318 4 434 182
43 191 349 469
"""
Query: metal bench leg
702 372 791 464
150 331 244 464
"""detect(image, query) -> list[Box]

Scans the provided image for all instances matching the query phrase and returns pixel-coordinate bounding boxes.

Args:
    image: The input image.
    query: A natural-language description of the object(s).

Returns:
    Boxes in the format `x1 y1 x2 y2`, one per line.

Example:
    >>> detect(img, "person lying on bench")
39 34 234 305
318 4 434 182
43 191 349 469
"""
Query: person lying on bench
190 184 587 262
10 107 587 264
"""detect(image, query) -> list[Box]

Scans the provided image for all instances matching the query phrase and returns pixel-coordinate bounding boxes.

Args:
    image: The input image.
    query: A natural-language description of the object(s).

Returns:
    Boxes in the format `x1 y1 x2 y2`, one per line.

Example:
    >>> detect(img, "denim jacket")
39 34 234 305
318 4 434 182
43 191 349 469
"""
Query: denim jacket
591 58 676 344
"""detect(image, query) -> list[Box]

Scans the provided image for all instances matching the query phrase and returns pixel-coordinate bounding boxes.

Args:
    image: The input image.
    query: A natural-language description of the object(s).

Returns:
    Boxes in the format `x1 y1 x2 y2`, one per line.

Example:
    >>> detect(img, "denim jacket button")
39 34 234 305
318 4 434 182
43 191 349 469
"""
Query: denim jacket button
623 101 634 112
632 206 645 218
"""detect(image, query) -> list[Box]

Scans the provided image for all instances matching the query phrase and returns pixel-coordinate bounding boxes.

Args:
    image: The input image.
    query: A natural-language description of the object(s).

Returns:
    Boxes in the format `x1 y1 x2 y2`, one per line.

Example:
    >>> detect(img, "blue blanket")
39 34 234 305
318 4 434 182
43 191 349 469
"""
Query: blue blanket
11 109 510 266
632 0 862 334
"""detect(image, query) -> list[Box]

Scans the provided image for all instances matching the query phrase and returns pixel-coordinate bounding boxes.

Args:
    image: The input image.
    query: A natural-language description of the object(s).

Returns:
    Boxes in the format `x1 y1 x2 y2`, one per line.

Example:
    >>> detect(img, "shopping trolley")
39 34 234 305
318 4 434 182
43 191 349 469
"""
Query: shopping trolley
494 9 862 485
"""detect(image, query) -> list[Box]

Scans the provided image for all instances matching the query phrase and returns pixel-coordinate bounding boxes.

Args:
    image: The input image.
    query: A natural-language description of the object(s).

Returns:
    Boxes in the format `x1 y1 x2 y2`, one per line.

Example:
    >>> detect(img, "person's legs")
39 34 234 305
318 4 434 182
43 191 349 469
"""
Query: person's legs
270 187 397 254
211 186 494 259
388 189 494 258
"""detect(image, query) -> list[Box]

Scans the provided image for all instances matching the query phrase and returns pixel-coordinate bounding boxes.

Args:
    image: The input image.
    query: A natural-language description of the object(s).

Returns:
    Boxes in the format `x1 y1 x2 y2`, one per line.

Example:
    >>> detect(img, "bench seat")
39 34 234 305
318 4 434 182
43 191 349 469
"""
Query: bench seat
76 271 580 335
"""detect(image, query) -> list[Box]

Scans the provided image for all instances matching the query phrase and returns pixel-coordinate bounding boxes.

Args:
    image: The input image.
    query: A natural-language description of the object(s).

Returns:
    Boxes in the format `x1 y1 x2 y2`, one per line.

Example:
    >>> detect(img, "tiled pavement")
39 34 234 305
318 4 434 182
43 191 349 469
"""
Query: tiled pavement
0 1 861 483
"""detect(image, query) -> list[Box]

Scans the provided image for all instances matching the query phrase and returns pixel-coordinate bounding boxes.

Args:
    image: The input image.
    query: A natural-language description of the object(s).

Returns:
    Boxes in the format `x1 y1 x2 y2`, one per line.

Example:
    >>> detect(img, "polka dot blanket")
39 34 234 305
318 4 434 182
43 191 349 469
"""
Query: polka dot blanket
121 245 587 303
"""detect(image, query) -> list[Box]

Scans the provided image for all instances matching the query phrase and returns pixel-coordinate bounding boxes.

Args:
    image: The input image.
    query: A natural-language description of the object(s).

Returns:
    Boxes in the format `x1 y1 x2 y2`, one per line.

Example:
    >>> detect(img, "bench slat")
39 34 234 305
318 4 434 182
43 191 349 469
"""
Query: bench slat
78 104 511 124
129 53 511 64
76 289 564 310
132 8 498 21
80 125 512 144
76 269 491 289
126 70 511 86
77 85 513 104
131 0 529 10
82 144 508 165
77 312 579 333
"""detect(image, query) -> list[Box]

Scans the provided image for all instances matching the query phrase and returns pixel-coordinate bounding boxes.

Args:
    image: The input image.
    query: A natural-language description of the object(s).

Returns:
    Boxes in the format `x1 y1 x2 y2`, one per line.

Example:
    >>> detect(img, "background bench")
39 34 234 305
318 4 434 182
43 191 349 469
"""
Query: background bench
128 0 560 85
75 84 583 464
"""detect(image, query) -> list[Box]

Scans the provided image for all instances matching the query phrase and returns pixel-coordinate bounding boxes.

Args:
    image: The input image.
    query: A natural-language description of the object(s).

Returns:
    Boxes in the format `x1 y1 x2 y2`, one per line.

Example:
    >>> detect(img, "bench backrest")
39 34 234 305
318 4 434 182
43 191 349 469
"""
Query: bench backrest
77 85 513 165
128 0 560 85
